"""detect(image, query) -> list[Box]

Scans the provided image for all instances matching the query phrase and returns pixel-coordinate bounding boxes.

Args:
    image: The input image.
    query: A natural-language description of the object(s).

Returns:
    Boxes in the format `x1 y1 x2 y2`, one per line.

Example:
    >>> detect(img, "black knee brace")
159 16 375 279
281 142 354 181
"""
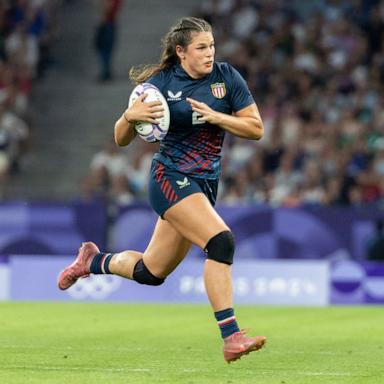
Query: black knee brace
133 259 165 286
204 230 235 265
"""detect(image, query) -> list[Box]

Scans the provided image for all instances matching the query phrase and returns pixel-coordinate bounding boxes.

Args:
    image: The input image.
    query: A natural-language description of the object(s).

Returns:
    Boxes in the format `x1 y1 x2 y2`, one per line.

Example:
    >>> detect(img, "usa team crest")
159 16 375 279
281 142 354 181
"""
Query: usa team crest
211 83 226 99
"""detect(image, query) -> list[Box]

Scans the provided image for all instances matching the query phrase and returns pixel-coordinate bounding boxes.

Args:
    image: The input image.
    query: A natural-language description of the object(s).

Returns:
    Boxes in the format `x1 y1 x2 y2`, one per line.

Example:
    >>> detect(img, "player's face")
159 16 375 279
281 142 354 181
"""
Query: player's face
178 32 215 79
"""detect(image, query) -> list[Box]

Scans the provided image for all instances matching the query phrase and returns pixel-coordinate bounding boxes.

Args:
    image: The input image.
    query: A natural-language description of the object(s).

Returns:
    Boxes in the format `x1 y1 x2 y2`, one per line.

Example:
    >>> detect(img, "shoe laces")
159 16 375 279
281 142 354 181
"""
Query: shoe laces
231 329 252 342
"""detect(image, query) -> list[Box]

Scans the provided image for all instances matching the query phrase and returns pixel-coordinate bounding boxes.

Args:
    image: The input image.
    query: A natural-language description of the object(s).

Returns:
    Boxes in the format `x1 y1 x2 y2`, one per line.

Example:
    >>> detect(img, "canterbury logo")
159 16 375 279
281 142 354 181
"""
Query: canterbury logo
167 90 182 100
176 177 190 189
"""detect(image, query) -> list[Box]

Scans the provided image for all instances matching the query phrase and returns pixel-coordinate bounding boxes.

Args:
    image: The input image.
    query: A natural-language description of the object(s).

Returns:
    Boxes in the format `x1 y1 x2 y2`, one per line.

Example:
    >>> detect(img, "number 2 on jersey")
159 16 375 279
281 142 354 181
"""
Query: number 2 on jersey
192 111 204 125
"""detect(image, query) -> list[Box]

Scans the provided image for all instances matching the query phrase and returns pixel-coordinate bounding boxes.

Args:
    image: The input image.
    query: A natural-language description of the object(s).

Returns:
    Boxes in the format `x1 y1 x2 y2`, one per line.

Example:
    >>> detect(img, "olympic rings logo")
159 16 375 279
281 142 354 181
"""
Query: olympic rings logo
67 275 122 300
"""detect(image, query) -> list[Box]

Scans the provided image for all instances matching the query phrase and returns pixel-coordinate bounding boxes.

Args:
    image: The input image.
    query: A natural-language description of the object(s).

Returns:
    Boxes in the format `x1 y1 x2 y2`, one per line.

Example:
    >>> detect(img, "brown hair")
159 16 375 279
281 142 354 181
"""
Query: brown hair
129 17 212 84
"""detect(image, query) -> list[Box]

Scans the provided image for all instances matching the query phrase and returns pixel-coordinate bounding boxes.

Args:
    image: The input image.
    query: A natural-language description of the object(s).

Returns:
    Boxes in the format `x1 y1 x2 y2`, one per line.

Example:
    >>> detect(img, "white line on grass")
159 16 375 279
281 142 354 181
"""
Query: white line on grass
268 350 363 356
2 345 361 357
0 345 203 352
0 365 367 378
300 371 353 377
1 365 151 373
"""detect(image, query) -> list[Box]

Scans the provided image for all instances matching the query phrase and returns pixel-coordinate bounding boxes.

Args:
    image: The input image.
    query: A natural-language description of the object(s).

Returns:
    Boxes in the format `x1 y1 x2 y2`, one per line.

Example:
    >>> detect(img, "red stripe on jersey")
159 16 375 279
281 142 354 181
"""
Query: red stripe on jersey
179 156 204 171
199 160 211 171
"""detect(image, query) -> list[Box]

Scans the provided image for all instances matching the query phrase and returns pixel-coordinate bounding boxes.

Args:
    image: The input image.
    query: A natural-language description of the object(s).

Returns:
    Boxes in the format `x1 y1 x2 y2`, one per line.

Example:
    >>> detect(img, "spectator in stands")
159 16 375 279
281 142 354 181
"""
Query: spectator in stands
85 138 127 200
5 23 39 77
90 138 128 179
109 174 135 206
367 219 384 261
0 95 28 173
93 0 122 82
86 0 384 208
202 0 384 208
0 0 60 196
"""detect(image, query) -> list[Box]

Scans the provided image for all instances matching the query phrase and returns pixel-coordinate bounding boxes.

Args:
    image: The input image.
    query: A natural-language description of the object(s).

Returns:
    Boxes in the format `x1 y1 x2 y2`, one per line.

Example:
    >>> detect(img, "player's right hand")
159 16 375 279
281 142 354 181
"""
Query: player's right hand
125 93 164 124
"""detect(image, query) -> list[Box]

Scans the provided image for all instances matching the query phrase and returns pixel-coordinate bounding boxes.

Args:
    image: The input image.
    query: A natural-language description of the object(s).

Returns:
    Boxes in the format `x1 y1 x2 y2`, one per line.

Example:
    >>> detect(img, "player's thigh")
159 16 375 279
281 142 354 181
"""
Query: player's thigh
163 192 229 249
143 217 192 277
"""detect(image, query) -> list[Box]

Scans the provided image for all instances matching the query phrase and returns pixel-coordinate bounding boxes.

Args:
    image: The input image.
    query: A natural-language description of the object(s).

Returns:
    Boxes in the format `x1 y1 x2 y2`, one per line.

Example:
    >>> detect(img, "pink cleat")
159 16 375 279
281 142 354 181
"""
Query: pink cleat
57 242 100 290
223 330 266 363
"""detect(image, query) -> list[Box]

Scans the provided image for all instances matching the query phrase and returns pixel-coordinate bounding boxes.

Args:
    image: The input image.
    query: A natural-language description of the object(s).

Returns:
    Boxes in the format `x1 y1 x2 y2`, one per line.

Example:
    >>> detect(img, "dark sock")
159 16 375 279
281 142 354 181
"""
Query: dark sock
214 308 240 339
90 253 114 274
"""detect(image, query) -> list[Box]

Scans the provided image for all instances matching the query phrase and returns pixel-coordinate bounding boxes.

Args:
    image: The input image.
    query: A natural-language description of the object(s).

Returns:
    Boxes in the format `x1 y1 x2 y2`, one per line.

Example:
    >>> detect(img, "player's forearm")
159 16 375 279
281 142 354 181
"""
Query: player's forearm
216 112 264 140
114 112 137 146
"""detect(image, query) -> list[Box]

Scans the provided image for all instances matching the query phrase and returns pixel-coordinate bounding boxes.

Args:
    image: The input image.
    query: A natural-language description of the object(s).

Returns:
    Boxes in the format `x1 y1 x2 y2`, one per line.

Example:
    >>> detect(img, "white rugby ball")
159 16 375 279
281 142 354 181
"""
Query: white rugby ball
128 83 170 142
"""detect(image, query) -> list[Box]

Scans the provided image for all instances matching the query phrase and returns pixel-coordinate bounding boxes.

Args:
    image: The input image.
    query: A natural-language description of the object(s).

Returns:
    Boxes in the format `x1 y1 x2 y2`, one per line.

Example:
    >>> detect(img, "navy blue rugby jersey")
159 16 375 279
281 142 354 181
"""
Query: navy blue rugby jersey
147 62 255 179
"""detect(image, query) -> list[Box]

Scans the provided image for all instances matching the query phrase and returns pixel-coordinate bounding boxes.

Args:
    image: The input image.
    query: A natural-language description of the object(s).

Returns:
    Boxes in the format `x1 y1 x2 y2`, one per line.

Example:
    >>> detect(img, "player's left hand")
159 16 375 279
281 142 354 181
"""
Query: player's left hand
186 98 221 125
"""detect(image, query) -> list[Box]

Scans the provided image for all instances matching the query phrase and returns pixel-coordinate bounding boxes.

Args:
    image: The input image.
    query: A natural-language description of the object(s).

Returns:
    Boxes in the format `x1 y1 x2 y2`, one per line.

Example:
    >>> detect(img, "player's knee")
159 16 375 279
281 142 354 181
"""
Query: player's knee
204 230 235 265
133 259 165 286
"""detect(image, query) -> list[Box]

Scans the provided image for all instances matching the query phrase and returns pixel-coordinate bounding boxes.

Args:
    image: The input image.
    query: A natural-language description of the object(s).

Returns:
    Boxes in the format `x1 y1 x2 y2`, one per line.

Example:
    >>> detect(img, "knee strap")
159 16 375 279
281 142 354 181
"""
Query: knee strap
133 259 165 286
204 230 235 265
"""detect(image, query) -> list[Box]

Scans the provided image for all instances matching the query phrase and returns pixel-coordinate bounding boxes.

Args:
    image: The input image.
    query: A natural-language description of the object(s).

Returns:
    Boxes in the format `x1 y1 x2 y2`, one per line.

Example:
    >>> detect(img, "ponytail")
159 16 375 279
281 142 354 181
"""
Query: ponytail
129 17 212 84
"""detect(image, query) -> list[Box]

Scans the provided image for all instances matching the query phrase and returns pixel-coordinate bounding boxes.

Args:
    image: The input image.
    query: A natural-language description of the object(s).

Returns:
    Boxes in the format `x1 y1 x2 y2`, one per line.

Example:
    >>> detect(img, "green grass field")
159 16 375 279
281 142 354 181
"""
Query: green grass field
0 303 383 384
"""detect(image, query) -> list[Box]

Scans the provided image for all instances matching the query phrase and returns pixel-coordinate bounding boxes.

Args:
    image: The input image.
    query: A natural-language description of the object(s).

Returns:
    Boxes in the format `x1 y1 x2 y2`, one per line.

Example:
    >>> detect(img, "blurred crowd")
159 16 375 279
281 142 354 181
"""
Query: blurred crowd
84 0 384 208
0 0 59 190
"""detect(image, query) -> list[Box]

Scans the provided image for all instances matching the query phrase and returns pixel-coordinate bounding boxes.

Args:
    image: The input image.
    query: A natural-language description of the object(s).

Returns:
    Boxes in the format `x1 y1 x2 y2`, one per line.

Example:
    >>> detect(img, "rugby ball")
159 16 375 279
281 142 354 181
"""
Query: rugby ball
128 83 170 142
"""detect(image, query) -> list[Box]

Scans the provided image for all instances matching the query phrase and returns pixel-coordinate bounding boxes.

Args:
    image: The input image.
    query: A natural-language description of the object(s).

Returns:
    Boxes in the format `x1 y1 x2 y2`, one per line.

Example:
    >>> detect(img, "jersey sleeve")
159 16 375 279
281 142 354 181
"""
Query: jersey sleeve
147 74 162 89
147 70 167 93
127 72 165 105
227 64 255 112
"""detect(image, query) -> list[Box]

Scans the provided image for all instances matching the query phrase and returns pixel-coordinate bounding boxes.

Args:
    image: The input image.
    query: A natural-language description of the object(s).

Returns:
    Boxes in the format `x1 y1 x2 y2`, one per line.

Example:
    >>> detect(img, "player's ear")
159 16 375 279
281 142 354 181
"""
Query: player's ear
175 45 186 60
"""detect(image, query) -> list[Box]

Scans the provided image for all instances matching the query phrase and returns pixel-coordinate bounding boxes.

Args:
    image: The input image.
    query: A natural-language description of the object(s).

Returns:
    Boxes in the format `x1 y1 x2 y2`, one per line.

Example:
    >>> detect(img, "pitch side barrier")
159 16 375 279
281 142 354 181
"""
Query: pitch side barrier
0 201 382 260
1 256 384 304
0 202 383 304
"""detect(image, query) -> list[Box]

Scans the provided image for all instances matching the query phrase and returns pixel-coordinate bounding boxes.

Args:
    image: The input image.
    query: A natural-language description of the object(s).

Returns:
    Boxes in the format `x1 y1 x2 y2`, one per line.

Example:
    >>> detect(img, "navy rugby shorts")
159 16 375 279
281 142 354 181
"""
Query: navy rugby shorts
148 160 219 218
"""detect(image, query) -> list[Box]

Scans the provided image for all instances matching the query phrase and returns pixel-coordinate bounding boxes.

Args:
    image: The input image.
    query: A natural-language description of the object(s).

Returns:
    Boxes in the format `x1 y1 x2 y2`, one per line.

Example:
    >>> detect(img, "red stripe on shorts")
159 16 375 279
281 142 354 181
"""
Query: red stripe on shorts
155 163 179 203
162 180 170 194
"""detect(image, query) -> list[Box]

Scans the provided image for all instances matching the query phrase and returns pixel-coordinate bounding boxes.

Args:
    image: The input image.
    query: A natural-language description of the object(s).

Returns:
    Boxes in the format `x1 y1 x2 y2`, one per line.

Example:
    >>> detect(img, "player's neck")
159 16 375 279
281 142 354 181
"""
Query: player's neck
179 62 205 80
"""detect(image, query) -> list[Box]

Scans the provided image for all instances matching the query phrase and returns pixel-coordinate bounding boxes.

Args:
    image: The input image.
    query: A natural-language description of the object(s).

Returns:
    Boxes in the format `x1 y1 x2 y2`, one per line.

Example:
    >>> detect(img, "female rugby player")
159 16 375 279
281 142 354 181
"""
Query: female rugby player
58 17 266 363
